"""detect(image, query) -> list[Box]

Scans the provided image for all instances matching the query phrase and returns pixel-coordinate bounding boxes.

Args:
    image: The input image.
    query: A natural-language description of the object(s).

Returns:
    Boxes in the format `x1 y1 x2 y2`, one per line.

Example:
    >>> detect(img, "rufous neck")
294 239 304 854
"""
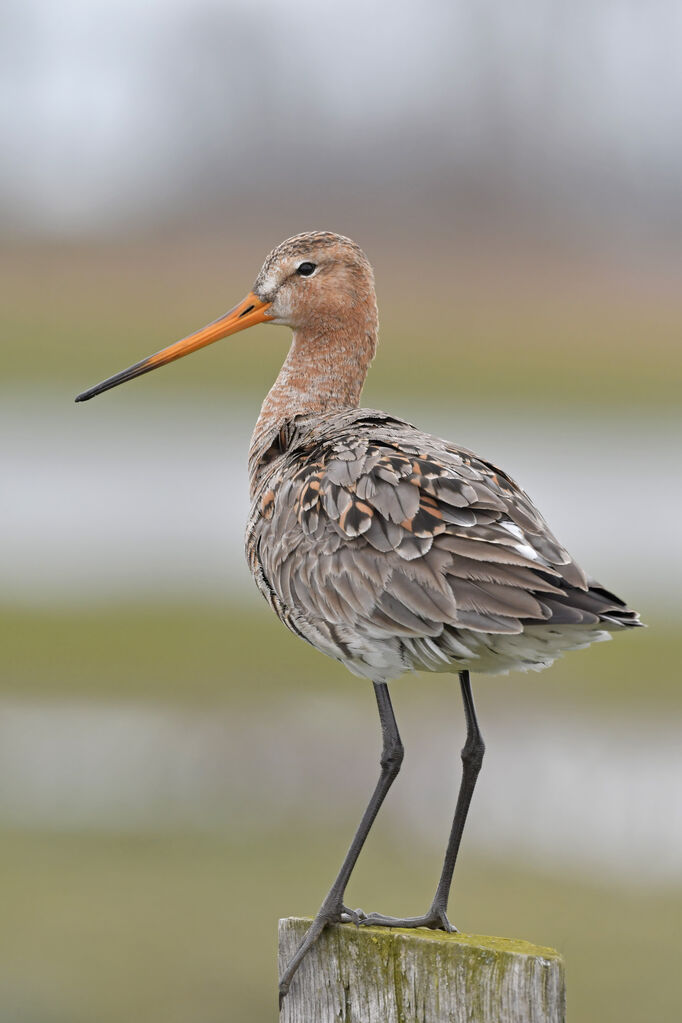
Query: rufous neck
249 303 377 486
266 318 376 414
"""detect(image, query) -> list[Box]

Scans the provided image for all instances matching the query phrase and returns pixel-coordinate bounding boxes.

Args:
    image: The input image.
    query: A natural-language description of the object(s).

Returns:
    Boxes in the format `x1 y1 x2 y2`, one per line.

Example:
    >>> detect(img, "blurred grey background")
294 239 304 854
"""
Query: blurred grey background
4 0 682 243
1 2 681 1022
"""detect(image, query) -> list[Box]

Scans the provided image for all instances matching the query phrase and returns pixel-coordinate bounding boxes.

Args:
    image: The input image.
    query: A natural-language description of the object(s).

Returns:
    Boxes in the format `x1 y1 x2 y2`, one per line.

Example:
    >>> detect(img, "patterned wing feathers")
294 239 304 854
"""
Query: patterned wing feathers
252 414 632 663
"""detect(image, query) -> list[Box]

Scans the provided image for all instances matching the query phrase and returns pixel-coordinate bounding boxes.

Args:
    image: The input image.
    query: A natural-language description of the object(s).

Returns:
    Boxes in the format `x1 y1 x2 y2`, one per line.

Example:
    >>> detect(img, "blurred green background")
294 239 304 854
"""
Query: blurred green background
3 3 682 1022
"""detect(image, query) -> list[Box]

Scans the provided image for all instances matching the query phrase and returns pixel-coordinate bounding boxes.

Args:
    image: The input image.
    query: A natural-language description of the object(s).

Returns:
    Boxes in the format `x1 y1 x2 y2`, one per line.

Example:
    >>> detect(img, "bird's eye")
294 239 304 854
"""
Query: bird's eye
296 262 316 277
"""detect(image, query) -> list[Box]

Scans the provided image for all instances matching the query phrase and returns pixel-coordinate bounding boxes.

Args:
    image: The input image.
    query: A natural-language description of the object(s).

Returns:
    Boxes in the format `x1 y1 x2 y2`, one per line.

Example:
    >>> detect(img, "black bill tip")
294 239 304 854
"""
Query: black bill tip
74 357 156 403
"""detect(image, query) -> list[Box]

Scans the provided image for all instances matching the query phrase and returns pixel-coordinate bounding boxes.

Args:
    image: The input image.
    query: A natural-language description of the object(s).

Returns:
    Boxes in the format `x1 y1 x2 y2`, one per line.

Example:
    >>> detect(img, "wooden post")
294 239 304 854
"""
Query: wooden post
279 917 565 1023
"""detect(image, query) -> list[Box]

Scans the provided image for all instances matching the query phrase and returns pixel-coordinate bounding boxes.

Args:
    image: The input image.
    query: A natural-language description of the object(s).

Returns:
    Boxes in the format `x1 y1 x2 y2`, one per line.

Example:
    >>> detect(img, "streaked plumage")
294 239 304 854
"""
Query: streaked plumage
75 229 641 1004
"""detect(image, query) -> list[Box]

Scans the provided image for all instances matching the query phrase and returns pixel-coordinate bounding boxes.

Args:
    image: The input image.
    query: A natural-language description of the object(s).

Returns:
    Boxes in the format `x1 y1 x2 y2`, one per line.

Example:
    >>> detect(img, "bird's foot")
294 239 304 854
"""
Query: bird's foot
340 905 367 925
279 902 365 1006
359 906 457 932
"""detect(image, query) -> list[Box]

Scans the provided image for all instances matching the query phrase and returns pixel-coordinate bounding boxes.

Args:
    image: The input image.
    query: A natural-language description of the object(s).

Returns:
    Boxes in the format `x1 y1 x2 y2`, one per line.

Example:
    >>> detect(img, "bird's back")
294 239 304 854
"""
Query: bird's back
246 408 640 682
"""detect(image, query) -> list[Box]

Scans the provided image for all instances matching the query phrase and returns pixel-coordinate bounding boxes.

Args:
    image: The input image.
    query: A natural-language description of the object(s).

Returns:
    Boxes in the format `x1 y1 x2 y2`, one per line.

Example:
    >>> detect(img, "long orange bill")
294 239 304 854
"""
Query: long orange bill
75 292 272 402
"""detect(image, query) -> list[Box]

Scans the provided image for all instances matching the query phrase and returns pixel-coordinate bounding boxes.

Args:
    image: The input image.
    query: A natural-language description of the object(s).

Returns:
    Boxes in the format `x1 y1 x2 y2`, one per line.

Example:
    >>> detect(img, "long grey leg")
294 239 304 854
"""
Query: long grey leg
429 669 485 923
279 681 404 1005
360 669 484 931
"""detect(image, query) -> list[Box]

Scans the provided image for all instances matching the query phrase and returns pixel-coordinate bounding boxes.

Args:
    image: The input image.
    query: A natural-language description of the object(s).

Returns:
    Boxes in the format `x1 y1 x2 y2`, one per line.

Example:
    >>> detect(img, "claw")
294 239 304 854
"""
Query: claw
430 907 456 932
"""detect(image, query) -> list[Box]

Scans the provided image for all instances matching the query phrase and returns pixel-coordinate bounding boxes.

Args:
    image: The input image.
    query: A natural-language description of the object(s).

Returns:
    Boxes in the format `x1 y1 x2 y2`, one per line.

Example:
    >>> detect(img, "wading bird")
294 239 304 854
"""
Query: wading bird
76 231 640 1002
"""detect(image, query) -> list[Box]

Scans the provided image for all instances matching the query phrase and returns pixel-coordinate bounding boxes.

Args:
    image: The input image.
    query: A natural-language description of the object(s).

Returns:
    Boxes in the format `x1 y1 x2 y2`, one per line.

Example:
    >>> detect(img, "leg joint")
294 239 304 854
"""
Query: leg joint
381 736 405 773
461 733 485 770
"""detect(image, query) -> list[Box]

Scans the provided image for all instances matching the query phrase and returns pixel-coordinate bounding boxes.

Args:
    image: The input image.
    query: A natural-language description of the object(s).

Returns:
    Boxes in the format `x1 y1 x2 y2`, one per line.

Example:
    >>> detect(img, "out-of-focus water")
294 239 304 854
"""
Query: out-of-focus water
0 695 679 886
3 391 679 607
4 392 679 891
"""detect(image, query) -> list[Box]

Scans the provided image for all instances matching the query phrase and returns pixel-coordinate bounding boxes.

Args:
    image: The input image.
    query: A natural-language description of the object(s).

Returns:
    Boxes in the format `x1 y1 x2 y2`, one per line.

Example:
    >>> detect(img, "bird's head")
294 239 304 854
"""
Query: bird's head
75 231 375 403
253 231 375 329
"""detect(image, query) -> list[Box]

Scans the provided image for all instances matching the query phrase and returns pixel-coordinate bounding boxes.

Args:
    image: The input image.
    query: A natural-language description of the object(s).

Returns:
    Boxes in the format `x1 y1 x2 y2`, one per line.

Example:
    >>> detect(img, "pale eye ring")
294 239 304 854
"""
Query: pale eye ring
296 261 316 277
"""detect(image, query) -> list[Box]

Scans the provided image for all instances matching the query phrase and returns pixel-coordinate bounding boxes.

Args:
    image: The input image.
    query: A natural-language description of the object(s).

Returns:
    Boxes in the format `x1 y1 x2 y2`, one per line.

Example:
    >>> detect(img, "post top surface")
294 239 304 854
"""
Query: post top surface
280 917 562 962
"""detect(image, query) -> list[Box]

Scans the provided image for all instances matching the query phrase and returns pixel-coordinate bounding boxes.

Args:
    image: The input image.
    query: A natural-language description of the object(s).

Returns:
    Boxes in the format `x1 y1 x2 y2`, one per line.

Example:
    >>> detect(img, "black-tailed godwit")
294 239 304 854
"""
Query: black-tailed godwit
76 231 641 1001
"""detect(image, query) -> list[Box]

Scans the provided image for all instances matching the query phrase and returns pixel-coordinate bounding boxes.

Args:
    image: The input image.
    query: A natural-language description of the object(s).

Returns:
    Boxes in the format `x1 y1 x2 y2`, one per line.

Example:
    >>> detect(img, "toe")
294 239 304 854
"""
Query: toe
340 905 366 925
426 906 457 932
358 909 459 931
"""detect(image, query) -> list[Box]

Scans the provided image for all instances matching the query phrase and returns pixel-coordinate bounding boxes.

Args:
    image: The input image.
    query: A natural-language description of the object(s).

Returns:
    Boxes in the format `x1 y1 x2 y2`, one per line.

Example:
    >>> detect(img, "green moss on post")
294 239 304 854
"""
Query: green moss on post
279 917 565 1023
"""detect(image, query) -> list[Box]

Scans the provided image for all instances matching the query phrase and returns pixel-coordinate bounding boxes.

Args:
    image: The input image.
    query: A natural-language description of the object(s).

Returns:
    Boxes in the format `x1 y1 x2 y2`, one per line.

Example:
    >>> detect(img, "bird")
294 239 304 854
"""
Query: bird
76 230 641 1002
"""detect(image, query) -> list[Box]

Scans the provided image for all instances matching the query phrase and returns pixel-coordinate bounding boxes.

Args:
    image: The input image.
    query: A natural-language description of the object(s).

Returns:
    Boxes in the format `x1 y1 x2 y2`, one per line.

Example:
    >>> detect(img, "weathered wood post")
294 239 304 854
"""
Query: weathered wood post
279 917 565 1023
